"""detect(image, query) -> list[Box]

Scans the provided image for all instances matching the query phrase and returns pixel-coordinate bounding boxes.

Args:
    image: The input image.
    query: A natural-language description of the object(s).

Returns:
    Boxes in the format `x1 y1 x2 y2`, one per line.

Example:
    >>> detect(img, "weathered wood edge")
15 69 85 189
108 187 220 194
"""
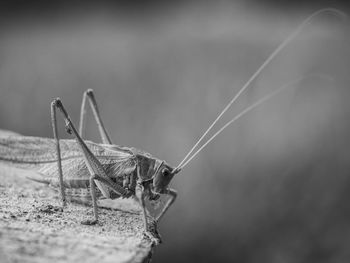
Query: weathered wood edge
0 166 159 263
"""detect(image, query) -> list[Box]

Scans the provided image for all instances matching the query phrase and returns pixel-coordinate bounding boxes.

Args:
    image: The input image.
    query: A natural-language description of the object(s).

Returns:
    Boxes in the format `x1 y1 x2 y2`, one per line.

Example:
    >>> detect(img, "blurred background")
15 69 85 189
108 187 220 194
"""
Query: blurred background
1 1 350 262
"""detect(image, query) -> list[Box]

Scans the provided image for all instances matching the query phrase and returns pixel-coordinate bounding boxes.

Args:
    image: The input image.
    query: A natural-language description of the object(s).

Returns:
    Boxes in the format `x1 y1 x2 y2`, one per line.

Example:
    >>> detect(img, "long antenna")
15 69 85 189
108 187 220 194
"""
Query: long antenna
173 8 346 173
177 74 333 170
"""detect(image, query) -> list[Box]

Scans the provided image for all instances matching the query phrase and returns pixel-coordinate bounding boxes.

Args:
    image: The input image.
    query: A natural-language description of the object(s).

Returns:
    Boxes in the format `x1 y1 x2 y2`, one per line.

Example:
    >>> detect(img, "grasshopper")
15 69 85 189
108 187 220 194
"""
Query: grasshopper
0 8 345 243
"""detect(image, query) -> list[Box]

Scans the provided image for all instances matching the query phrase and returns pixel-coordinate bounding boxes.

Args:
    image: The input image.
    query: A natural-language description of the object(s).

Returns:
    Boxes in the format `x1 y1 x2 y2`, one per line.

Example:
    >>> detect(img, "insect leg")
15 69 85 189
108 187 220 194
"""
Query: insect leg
135 182 161 244
135 183 148 230
78 89 112 144
51 98 129 224
155 188 177 222
81 173 133 224
50 101 66 208
80 174 99 225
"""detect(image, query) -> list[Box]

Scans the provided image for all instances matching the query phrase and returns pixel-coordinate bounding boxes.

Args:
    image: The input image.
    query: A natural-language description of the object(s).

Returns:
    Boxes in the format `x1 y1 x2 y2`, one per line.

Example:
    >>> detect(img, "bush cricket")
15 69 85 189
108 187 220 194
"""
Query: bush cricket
0 8 346 244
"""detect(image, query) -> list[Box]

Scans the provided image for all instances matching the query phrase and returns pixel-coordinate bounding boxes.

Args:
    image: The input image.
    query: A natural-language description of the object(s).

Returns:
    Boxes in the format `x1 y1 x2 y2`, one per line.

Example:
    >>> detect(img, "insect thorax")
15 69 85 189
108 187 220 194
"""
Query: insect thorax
135 153 164 182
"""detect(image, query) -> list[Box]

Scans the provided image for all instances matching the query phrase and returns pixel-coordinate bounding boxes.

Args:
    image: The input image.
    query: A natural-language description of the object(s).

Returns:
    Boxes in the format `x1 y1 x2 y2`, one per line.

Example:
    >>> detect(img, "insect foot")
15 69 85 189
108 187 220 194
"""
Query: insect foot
144 219 162 245
143 230 162 246
37 204 63 214
81 219 98 225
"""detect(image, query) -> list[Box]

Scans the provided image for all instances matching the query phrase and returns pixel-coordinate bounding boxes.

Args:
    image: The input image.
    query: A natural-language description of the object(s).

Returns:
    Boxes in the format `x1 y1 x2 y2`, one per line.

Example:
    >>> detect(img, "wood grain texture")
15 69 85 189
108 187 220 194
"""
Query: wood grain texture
0 165 159 263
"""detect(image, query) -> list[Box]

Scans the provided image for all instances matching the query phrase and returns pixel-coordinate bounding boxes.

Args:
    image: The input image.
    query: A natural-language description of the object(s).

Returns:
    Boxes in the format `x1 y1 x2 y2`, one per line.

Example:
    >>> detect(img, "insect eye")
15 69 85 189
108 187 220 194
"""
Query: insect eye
162 168 170 177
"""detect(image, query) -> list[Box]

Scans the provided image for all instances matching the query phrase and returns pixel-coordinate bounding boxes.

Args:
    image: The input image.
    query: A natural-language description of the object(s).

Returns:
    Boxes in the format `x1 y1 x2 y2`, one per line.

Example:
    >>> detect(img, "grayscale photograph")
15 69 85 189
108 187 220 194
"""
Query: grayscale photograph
0 1 349 262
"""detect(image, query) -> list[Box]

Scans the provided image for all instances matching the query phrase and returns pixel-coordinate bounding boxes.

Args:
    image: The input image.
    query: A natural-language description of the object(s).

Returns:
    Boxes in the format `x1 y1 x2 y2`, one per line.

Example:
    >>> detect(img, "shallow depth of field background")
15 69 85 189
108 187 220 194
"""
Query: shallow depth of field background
1 1 350 262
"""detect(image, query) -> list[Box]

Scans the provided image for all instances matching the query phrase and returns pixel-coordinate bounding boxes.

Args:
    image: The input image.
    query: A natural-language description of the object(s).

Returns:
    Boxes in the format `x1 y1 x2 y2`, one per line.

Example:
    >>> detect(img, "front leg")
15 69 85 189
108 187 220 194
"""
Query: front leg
135 183 161 245
155 188 177 222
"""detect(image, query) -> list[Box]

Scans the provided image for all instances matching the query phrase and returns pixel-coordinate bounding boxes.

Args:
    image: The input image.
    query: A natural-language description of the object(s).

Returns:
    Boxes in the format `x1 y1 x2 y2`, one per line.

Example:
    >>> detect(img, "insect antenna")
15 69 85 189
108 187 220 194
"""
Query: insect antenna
173 8 346 173
177 74 334 170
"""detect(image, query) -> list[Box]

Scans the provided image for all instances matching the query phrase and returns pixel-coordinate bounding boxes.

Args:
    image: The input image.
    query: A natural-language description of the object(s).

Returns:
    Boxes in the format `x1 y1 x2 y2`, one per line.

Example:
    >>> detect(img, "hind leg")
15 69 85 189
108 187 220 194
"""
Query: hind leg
51 98 130 224
51 101 67 208
78 89 112 144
